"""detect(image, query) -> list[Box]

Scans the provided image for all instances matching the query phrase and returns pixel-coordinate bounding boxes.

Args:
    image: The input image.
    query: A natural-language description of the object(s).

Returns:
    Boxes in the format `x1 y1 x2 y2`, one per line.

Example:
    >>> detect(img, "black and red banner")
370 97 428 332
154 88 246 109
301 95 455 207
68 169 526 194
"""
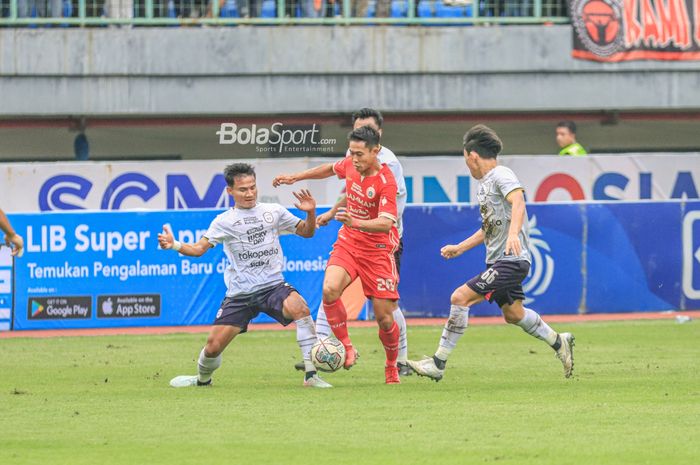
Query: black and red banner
571 0 700 61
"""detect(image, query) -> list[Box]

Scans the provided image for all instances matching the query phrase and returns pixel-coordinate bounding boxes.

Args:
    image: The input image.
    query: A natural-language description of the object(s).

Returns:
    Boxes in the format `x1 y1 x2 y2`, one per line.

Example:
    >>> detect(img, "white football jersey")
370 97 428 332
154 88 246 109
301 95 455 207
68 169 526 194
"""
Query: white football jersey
204 203 301 295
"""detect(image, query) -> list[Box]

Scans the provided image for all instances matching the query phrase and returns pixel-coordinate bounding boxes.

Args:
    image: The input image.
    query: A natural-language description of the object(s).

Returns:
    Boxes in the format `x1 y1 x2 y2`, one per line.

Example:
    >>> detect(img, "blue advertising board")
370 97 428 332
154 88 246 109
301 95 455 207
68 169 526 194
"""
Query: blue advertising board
9 209 340 330
5 200 700 330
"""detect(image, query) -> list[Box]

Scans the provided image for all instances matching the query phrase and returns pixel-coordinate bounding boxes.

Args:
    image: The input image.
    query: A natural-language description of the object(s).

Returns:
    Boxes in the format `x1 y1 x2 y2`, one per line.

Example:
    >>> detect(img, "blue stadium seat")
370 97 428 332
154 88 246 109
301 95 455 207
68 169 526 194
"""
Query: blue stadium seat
60 0 72 27
167 0 177 18
260 0 276 18
390 0 408 17
366 0 376 17
434 1 473 24
417 0 434 17
220 0 240 17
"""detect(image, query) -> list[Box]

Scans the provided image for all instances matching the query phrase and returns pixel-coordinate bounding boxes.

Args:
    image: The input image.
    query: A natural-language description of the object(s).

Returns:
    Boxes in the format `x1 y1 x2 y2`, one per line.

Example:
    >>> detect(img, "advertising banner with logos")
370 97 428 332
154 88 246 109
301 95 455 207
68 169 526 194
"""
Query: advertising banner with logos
1 155 698 213
570 0 700 62
4 200 700 330
0 247 12 330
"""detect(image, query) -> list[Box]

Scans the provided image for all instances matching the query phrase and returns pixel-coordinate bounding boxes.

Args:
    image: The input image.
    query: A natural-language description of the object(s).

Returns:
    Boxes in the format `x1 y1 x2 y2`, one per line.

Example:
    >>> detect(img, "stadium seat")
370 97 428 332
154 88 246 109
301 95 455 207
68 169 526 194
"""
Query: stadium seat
260 0 276 18
390 0 408 17
366 0 376 17
60 0 72 27
417 0 434 17
434 0 473 25
220 0 240 17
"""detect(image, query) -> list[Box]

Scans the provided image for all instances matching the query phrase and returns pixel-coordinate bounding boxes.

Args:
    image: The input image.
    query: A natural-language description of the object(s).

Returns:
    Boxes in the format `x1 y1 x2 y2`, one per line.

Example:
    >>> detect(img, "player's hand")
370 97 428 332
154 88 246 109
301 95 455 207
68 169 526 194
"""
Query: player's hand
505 233 522 257
334 207 355 228
158 224 175 250
4 233 24 258
315 209 336 228
440 244 463 259
293 189 316 213
272 174 298 188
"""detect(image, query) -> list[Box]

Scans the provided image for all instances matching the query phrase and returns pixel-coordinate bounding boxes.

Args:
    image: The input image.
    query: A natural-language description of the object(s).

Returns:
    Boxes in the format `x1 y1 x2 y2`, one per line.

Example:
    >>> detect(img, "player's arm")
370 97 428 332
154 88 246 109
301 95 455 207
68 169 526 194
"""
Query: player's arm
316 194 347 227
292 189 317 238
158 225 213 257
505 189 526 257
0 208 24 257
272 163 335 187
441 228 485 259
334 208 395 233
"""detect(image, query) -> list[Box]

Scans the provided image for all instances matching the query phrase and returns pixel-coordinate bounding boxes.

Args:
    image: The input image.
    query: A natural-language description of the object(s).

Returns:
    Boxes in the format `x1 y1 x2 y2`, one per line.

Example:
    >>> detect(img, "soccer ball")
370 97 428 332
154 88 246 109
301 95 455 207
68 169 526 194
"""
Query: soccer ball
310 336 346 372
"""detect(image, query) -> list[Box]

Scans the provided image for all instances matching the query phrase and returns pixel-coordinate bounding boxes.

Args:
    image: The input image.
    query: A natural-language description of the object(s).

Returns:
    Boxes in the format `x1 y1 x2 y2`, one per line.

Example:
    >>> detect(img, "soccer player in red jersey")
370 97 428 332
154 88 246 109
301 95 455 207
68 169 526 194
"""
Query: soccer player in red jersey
273 126 402 384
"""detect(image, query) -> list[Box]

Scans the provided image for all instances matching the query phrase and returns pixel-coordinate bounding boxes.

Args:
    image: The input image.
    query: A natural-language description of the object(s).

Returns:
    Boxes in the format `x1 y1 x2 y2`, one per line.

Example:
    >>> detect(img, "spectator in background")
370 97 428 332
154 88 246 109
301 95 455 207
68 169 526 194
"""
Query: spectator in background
556 120 588 156
0 207 24 258
302 0 326 17
18 0 62 18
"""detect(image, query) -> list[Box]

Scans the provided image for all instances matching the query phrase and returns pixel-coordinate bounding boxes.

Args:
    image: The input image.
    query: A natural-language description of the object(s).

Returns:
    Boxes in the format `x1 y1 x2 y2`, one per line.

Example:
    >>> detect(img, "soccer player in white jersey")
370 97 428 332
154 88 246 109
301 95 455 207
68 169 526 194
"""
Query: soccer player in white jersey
407 125 575 381
294 108 413 376
162 163 332 389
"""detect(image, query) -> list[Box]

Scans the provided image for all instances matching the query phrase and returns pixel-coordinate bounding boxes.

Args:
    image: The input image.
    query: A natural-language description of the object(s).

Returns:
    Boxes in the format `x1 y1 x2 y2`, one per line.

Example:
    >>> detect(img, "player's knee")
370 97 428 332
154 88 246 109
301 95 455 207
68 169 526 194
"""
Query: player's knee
205 337 224 357
287 303 310 321
376 313 393 331
450 289 468 306
322 284 342 303
503 311 521 325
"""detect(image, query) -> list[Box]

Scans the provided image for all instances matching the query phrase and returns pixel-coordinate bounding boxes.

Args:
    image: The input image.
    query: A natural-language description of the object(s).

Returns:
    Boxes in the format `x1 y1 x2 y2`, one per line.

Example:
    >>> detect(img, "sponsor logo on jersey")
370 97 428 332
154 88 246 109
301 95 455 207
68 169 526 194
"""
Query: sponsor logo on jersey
244 217 262 224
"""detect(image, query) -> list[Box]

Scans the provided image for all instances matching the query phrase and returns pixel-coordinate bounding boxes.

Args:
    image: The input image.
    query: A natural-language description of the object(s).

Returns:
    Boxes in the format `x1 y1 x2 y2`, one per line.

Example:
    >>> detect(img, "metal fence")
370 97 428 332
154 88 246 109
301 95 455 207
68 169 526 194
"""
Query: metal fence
0 0 569 25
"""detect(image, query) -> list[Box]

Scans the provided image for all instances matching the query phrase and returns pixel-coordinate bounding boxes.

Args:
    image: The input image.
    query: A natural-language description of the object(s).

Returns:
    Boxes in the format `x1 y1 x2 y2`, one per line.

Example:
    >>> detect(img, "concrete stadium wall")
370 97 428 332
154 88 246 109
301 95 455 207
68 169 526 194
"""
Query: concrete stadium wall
1 26 700 116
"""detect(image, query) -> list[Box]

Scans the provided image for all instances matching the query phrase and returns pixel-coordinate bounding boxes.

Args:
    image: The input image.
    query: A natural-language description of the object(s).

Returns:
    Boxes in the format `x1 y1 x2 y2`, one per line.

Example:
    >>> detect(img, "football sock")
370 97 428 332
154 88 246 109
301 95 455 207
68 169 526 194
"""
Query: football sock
393 307 408 362
295 315 317 369
323 299 352 349
516 307 559 347
379 321 400 368
435 305 470 362
315 303 332 339
197 348 222 384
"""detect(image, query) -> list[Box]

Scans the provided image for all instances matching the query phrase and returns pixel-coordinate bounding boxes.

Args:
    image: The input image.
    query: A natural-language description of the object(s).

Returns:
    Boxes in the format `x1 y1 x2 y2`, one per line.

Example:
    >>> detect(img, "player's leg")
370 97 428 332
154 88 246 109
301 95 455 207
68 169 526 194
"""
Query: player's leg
392 238 411 376
322 254 358 368
500 299 575 378
170 297 247 388
373 297 401 384
407 283 484 381
314 300 332 339
278 288 332 388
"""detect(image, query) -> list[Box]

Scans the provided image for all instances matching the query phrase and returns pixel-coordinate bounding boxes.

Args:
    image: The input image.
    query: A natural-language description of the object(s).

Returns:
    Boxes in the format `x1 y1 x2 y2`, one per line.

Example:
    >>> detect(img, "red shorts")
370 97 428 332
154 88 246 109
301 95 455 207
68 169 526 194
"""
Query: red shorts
327 240 400 300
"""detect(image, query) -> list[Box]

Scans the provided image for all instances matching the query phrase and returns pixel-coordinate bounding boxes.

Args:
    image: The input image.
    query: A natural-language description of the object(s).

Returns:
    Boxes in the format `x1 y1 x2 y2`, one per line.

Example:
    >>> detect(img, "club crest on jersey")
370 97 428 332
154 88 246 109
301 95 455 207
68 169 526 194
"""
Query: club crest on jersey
263 212 274 223
366 186 376 199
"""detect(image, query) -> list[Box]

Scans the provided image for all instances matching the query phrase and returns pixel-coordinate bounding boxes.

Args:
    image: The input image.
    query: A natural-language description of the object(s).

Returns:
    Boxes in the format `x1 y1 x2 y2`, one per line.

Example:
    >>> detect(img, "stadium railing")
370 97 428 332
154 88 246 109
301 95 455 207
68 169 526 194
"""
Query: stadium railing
0 0 570 26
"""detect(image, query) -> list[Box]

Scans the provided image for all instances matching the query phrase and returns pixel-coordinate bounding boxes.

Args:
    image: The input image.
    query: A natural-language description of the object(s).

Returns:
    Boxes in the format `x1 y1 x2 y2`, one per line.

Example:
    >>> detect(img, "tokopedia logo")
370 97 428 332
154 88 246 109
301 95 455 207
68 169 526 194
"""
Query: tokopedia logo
31 300 44 317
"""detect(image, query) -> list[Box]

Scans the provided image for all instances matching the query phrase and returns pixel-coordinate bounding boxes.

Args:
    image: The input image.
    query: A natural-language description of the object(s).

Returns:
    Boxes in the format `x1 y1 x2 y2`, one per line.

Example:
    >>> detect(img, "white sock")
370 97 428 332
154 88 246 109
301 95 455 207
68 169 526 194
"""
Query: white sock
315 303 332 339
393 307 408 362
295 315 318 373
197 348 222 383
435 305 470 361
516 307 558 346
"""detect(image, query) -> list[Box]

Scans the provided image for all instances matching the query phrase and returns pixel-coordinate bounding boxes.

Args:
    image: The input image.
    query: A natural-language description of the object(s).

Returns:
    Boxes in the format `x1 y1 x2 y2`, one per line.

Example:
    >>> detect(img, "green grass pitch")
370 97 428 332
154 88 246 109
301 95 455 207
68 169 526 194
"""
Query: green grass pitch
1 320 698 465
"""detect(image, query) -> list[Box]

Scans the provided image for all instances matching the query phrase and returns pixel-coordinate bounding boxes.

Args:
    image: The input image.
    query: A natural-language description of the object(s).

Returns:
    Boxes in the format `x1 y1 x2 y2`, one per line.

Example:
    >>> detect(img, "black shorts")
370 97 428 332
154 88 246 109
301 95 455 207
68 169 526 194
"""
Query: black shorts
213 282 297 332
466 260 530 308
394 237 404 276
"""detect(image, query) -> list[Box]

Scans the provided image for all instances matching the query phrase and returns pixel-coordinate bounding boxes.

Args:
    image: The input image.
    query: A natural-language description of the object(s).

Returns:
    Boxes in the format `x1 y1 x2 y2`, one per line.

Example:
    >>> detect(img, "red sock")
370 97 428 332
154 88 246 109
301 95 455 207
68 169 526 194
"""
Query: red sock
379 321 400 367
323 299 352 349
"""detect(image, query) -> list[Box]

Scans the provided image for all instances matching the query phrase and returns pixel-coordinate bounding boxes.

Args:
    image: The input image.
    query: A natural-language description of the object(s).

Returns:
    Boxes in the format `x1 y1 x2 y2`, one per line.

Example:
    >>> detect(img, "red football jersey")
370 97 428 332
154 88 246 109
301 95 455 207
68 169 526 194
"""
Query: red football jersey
332 157 399 252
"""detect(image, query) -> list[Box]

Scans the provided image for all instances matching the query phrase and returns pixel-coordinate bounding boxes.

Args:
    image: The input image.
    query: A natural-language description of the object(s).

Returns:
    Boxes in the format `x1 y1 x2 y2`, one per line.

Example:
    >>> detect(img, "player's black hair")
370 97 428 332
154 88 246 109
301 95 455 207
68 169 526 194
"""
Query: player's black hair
224 163 256 187
463 124 503 159
351 108 383 128
556 120 577 134
348 125 381 149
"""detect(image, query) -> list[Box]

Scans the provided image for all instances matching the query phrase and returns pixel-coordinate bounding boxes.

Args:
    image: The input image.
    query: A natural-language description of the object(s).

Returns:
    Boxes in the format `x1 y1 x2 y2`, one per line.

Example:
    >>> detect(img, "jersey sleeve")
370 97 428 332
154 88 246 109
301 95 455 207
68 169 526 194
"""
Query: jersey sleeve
332 157 348 179
276 205 302 235
496 167 524 199
378 177 398 223
202 215 226 246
